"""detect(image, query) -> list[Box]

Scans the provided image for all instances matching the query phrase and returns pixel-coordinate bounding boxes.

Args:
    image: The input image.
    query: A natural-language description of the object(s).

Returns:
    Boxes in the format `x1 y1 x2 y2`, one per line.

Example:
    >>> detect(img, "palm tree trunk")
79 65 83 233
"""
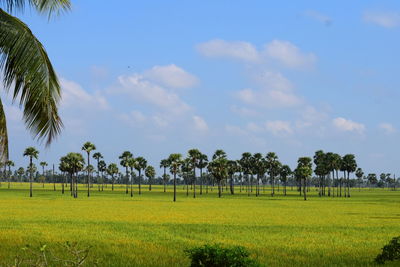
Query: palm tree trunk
200 168 203 195
218 180 222 198
193 169 196 199
347 171 351 198
29 157 33 197
303 178 307 200
130 169 133 197
173 172 177 202
138 170 142 195
163 167 166 193
230 174 234 195
112 176 114 191
125 167 129 194
87 152 90 197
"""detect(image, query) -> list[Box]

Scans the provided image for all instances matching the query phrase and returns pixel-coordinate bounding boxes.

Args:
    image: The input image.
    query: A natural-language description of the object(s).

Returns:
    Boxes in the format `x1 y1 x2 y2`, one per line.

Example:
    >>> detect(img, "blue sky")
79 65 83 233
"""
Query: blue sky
4 0 400 175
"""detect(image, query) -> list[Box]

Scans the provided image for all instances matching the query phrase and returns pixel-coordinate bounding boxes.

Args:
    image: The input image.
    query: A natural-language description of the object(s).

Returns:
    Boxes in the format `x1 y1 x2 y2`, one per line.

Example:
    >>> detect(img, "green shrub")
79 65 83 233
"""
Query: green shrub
185 244 262 267
375 236 400 264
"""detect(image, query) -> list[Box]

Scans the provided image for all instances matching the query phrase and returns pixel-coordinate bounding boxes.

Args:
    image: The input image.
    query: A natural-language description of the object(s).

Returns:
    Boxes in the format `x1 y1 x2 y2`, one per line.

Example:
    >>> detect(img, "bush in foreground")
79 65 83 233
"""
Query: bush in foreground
185 244 262 267
375 236 400 264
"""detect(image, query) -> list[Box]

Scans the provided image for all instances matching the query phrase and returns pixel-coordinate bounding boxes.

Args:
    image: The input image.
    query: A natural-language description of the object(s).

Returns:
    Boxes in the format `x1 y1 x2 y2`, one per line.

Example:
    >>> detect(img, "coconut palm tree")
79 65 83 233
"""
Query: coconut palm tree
59 153 84 198
331 153 342 197
119 151 132 194
16 167 24 183
181 158 192 196
252 153 267 196
23 147 39 197
295 157 312 201
5 160 14 188
342 154 357 197
266 152 280 197
0 1 71 163
107 163 119 191
160 159 170 193
98 160 107 191
127 157 136 197
81 142 96 197
188 149 201 198
355 168 364 191
145 165 155 191
227 160 238 195
280 165 291 196
197 153 208 195
92 152 103 191
208 150 228 198
135 156 147 195
239 152 252 196
168 153 183 202
58 160 69 194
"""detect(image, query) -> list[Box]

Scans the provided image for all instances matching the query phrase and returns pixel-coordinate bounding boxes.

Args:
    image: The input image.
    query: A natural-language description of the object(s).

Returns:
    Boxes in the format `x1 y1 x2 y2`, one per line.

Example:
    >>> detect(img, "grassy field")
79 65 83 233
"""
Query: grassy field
0 182 399 266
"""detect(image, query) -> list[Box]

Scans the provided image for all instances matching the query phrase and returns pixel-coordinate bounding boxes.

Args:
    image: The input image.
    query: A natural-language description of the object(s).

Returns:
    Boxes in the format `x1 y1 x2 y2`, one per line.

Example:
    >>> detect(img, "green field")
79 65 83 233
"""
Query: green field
0 183 399 266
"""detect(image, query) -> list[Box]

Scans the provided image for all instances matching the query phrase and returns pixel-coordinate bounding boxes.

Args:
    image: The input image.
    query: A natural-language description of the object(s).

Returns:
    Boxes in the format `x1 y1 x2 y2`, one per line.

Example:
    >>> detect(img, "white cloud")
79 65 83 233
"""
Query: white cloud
364 11 400 28
332 117 365 134
116 74 190 115
225 124 248 136
119 110 147 127
304 10 332 26
379 123 396 134
152 115 169 128
143 64 198 89
265 120 293 135
196 39 259 62
236 72 303 108
60 78 109 110
264 40 316 69
230 106 259 117
192 115 209 132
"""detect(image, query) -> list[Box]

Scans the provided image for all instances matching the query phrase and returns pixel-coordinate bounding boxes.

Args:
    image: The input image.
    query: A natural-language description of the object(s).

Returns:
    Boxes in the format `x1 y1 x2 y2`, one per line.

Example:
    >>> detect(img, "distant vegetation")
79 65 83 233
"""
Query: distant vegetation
1 143 398 202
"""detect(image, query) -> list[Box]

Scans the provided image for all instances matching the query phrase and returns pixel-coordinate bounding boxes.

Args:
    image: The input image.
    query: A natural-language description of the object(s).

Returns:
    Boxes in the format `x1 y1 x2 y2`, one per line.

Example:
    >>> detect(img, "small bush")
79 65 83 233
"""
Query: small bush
185 244 262 267
375 236 400 264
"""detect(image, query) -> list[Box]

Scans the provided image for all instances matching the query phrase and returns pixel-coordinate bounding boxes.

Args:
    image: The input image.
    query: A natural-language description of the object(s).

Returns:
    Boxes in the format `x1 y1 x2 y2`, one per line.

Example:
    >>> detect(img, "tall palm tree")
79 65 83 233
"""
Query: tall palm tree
81 142 96 197
107 163 119 191
209 150 228 198
331 153 342 197
23 147 39 197
188 149 201 198
355 167 364 191
145 165 155 191
0 1 71 163
280 165 291 196
92 152 103 191
342 154 357 198
127 157 136 197
119 151 132 194
39 161 47 188
197 153 208 195
168 153 183 202
160 159 170 193
239 152 252 196
227 160 238 195
59 152 84 198
98 160 107 191
266 152 280 197
58 160 69 194
295 157 312 201
17 167 24 183
135 156 147 195
253 153 267 196
5 160 14 188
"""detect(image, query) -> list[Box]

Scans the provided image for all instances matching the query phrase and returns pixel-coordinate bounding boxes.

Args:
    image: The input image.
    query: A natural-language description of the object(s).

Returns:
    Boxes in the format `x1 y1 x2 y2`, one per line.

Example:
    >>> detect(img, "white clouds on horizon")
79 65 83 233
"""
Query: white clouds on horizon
197 39 317 69
143 64 198 89
192 115 209 133
379 123 396 134
235 71 303 109
196 39 259 62
332 117 365 134
363 11 400 28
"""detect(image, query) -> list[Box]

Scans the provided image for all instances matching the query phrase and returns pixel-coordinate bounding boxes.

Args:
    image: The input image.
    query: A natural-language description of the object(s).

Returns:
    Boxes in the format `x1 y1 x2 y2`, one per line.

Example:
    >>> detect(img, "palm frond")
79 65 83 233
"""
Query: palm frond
0 0 71 17
0 9 63 146
0 98 9 162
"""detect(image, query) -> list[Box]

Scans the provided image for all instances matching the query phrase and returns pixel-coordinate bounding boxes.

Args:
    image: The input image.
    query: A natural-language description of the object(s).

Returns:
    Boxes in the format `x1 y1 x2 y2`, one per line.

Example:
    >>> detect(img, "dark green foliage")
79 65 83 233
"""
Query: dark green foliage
375 236 400 264
185 244 262 267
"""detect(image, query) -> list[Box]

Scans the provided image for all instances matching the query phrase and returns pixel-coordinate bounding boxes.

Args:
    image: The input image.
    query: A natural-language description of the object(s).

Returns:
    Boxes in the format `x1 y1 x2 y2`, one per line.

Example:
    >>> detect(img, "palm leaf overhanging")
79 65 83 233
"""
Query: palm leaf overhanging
0 0 71 162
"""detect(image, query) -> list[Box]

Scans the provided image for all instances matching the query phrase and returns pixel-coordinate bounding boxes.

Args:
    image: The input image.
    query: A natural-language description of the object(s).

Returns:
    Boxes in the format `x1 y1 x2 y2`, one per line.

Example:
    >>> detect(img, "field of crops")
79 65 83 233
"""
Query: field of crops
0 183 399 266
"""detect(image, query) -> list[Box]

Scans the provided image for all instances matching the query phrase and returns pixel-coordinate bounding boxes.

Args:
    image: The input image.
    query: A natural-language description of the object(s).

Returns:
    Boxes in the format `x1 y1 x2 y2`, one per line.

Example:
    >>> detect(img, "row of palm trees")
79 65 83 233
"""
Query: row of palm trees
6 142 399 201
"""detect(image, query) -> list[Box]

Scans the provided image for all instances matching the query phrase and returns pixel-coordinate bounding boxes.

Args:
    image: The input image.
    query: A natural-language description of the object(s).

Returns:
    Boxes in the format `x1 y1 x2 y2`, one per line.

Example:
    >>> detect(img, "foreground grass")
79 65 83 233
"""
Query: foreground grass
0 183 399 266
